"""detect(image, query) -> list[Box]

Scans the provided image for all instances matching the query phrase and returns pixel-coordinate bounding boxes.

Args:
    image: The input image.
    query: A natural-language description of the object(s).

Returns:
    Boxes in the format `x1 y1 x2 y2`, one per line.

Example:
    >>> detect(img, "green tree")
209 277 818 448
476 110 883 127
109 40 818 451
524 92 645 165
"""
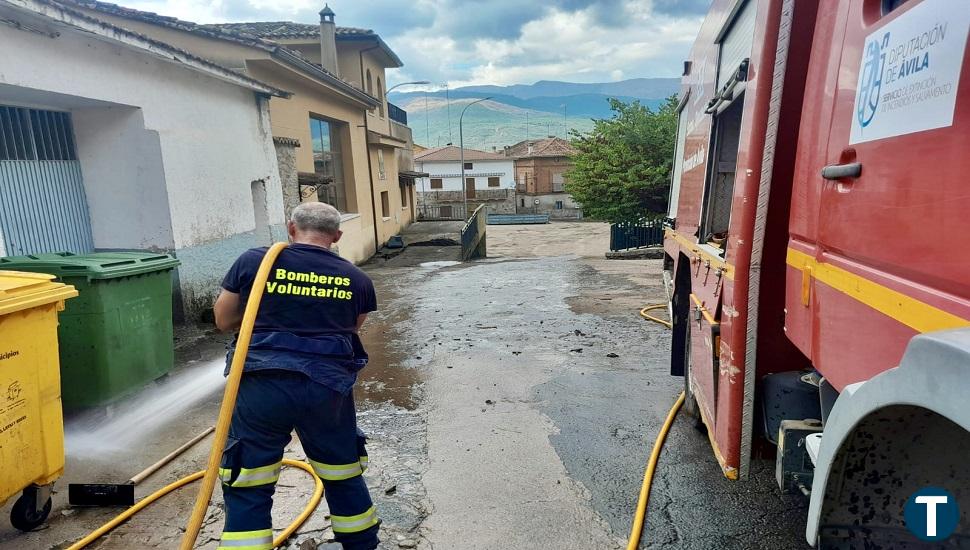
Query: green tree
565 96 678 223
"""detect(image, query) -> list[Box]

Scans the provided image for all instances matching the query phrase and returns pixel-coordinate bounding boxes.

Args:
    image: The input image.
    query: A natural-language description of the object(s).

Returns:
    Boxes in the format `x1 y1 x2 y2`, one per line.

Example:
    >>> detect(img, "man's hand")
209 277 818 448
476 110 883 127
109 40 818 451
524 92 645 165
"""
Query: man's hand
214 289 243 332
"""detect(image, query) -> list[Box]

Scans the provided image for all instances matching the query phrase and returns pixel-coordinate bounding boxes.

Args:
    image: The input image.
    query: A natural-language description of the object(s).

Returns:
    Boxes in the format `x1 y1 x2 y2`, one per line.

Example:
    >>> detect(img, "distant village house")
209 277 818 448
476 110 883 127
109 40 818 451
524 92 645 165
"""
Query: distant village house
414 146 516 219
507 137 581 219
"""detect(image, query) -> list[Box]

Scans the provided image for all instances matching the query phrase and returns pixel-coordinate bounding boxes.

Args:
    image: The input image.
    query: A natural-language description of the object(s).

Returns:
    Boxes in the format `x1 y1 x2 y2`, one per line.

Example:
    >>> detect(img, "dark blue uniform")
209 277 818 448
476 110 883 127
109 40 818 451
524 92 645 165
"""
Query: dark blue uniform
219 244 379 550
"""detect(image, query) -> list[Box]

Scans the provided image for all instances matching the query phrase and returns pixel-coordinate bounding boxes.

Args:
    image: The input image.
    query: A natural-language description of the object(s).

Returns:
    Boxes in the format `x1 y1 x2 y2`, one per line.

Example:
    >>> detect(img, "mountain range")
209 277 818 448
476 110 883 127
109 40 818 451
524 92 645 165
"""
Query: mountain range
390 78 679 150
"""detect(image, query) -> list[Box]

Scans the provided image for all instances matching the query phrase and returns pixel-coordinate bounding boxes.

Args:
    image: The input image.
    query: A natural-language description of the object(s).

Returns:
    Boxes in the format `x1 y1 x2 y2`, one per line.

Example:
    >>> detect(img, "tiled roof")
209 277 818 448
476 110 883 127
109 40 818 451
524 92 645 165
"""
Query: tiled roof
415 146 508 163
59 0 378 107
207 20 401 67
31 0 287 96
506 137 576 159
64 0 280 50
207 21 374 39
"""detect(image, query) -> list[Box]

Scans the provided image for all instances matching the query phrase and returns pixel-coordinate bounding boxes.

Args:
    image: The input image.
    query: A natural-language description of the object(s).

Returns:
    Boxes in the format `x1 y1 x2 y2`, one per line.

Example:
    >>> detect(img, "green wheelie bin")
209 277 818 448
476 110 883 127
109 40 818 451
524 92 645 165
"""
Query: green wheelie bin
0 252 180 408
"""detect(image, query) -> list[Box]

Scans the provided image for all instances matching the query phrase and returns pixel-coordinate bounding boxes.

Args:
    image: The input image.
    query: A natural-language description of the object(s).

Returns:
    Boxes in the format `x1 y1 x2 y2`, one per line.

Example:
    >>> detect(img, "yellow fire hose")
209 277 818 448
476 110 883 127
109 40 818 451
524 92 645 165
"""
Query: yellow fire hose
639 304 672 329
68 242 325 550
625 391 684 550
625 303 680 550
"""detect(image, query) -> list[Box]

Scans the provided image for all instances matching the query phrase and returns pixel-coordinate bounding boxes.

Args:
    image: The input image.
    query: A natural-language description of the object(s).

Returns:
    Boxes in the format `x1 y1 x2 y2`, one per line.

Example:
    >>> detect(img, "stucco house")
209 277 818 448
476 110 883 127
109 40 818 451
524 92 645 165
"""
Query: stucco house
506 137 582 219
66 1 420 265
0 0 288 319
414 146 516 218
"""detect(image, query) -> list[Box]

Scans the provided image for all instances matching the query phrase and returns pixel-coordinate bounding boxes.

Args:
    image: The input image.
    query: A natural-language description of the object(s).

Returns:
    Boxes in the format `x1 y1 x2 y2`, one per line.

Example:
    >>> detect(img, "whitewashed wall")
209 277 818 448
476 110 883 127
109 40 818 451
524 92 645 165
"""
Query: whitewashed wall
0 15 286 318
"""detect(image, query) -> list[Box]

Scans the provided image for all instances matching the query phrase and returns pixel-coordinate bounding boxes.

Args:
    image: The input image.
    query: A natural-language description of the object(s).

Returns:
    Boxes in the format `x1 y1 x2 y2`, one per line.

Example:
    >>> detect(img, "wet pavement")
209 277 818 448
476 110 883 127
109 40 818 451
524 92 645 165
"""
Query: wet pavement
0 222 809 549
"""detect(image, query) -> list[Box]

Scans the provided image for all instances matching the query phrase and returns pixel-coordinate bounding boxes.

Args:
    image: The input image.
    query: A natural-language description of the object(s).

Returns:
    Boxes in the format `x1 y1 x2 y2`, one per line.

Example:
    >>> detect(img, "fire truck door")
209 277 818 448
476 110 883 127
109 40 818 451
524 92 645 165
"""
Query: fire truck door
814 0 970 388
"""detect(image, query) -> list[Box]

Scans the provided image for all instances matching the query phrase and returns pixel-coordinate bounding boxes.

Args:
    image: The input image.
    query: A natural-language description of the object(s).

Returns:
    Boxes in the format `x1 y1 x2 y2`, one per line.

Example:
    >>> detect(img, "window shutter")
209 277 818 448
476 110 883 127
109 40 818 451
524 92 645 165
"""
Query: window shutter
717 1 756 91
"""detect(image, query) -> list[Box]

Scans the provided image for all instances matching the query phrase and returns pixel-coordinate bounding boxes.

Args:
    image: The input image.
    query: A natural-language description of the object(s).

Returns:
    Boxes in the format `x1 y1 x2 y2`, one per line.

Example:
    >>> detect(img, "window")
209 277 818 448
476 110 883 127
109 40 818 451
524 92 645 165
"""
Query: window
520 198 525 207
377 77 385 118
308 116 349 211
377 149 386 180
0 106 77 161
882 0 911 14
380 191 390 218
401 185 409 207
430 178 443 189
464 162 473 170
552 173 565 192
555 200 564 210
366 69 373 95
488 177 500 187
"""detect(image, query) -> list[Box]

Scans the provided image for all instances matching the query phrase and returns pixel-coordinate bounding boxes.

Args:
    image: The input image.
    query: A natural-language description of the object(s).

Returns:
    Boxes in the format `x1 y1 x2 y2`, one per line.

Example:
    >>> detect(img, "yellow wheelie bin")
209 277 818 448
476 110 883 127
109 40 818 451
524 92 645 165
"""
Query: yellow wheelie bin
0 271 77 531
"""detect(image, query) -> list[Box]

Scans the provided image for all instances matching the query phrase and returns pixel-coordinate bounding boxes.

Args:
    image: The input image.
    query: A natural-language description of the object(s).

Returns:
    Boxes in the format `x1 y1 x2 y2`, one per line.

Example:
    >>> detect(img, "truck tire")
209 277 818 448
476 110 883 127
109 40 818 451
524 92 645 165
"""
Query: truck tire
682 320 704 431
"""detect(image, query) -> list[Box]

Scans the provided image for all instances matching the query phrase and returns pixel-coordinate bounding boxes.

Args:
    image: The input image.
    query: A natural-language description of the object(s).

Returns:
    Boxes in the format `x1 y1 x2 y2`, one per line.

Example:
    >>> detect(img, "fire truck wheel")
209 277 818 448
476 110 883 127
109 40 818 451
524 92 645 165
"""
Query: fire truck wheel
682 320 705 431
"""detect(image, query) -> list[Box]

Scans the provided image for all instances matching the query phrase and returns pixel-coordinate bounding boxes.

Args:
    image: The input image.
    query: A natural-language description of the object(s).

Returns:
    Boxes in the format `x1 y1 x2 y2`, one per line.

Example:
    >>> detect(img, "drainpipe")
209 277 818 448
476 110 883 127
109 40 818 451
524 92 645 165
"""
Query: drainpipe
360 44 382 254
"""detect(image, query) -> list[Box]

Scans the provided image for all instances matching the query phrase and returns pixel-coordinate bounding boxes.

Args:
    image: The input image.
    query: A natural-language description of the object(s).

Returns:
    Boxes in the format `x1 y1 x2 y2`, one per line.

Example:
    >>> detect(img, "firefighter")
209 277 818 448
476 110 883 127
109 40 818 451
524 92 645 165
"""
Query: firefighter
213 202 379 550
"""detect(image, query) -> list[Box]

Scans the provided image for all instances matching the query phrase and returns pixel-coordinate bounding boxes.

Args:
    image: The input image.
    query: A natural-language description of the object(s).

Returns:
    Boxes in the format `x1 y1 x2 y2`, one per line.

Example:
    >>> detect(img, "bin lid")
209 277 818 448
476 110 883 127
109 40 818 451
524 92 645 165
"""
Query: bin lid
0 271 78 315
0 252 180 281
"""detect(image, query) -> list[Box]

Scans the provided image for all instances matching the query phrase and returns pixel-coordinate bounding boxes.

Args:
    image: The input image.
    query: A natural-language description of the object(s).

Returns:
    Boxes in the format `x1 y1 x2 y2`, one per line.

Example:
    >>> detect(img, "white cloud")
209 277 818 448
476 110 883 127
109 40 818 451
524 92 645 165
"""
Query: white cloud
105 0 706 87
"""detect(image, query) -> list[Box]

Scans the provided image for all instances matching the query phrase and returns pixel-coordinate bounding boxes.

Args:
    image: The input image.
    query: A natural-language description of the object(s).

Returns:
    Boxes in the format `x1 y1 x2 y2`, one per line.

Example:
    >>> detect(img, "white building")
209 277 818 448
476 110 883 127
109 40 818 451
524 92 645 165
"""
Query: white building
414 146 516 217
0 0 289 319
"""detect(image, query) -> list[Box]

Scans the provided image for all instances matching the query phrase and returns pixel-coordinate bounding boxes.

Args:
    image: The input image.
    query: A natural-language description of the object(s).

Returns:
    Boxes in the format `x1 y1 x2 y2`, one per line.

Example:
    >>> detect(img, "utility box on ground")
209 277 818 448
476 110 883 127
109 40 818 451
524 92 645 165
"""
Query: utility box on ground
0 271 77 531
0 252 180 408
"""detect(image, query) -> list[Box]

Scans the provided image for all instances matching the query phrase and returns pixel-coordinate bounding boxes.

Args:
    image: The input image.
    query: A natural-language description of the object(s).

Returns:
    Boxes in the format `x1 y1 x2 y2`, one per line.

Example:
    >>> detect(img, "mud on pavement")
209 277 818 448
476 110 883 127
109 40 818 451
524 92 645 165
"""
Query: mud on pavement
0 222 808 550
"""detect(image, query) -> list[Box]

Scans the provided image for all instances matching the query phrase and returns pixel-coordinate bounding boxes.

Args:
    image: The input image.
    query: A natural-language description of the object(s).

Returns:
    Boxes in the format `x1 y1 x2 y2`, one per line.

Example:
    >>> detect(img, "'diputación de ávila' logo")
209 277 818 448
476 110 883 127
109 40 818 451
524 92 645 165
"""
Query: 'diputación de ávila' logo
857 32 891 128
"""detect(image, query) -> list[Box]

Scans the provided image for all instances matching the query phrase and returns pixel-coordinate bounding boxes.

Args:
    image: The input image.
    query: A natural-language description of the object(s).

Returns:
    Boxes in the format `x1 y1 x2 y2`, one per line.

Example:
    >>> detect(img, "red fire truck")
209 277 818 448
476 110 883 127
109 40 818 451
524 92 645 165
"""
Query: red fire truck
664 0 969 545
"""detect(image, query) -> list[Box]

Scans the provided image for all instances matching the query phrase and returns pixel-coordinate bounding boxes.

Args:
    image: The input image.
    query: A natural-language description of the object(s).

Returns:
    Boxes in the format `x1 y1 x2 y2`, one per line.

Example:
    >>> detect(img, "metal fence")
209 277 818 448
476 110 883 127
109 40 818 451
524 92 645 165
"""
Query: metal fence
461 205 487 260
609 220 664 251
388 103 408 125
417 204 467 221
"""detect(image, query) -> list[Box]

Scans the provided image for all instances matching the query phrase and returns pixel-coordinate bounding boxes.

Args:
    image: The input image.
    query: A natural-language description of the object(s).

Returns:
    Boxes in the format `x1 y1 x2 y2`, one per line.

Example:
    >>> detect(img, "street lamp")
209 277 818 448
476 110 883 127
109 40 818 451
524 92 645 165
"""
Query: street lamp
386 80 431 94
459 97 492 217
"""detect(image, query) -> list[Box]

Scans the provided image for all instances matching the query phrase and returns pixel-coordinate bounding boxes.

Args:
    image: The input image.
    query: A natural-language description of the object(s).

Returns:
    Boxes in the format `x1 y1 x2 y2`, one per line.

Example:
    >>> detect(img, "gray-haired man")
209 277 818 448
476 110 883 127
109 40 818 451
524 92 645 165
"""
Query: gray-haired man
213 202 380 550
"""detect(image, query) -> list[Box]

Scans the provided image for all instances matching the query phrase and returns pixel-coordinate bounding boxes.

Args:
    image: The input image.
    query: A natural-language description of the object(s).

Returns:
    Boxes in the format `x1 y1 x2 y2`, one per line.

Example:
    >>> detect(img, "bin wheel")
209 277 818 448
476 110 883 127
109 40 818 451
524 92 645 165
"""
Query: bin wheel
10 493 52 532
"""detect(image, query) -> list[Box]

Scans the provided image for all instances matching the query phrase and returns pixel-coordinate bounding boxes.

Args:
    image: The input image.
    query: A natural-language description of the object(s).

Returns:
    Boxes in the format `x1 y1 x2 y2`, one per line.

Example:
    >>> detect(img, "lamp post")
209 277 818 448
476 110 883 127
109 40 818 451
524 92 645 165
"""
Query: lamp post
386 80 431 94
459 96 492 218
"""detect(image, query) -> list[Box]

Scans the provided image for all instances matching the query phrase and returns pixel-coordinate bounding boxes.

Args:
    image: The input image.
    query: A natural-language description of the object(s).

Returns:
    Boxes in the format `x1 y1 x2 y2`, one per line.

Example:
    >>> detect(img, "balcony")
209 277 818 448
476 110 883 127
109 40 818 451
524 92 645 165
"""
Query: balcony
388 102 408 125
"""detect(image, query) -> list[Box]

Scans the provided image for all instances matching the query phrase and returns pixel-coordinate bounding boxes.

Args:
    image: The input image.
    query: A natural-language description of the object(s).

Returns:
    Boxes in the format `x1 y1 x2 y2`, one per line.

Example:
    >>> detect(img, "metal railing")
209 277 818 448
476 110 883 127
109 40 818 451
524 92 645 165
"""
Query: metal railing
417 204 467 221
460 205 488 260
609 220 664 251
388 103 408 125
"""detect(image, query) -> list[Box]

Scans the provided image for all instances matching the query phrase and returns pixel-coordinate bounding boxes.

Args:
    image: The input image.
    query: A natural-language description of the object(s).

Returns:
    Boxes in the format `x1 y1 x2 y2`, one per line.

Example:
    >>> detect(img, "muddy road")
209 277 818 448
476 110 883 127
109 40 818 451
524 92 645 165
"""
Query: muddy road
0 222 808 549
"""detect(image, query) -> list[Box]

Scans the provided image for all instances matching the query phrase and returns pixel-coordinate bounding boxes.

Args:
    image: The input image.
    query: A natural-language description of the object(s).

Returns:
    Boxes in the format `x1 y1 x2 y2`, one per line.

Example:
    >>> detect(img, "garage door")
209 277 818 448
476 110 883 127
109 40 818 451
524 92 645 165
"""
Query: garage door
0 105 94 256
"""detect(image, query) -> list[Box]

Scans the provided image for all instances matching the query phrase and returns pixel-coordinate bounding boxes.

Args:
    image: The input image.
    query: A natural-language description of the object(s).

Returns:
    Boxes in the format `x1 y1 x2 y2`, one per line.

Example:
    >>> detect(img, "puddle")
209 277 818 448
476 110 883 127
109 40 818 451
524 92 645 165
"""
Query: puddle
419 261 461 268
356 276 423 409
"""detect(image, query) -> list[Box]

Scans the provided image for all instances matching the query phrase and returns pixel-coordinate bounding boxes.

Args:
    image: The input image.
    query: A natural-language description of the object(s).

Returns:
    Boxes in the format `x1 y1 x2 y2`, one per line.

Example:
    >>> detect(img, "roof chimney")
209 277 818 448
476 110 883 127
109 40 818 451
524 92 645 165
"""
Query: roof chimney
319 5 338 74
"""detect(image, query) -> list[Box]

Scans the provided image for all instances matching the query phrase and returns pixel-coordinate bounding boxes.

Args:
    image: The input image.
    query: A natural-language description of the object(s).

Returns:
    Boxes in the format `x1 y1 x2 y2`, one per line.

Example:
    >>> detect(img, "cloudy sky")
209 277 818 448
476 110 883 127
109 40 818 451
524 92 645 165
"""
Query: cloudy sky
118 0 710 87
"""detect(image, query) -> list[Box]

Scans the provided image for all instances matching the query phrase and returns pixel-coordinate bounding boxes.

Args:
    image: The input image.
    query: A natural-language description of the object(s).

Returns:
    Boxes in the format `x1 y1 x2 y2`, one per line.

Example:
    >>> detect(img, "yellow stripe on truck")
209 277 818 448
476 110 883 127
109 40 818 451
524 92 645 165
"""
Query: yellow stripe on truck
786 248 970 333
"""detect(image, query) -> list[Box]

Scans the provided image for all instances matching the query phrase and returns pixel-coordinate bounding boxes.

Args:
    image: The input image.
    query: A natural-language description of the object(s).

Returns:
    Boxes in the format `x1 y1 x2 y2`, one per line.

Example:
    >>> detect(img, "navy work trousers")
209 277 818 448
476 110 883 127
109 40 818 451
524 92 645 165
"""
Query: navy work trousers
218 370 378 550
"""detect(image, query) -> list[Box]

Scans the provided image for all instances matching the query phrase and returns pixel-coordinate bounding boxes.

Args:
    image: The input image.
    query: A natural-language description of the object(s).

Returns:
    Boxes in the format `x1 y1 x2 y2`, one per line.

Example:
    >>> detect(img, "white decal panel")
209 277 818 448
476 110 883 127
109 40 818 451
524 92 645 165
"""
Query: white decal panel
849 0 970 145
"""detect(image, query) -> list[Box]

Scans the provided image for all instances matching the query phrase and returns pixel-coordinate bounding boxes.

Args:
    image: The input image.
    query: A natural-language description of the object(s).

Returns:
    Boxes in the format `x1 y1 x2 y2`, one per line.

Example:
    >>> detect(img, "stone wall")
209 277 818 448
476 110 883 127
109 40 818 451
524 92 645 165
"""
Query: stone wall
274 136 301 220
418 189 516 216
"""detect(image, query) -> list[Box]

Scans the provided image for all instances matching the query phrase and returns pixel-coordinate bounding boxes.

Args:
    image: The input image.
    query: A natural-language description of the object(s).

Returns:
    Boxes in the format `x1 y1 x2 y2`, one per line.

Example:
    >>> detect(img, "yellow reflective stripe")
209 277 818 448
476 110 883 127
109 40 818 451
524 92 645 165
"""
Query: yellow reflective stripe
331 505 379 533
219 462 282 487
218 529 273 549
359 456 369 471
786 248 970 333
309 459 363 480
